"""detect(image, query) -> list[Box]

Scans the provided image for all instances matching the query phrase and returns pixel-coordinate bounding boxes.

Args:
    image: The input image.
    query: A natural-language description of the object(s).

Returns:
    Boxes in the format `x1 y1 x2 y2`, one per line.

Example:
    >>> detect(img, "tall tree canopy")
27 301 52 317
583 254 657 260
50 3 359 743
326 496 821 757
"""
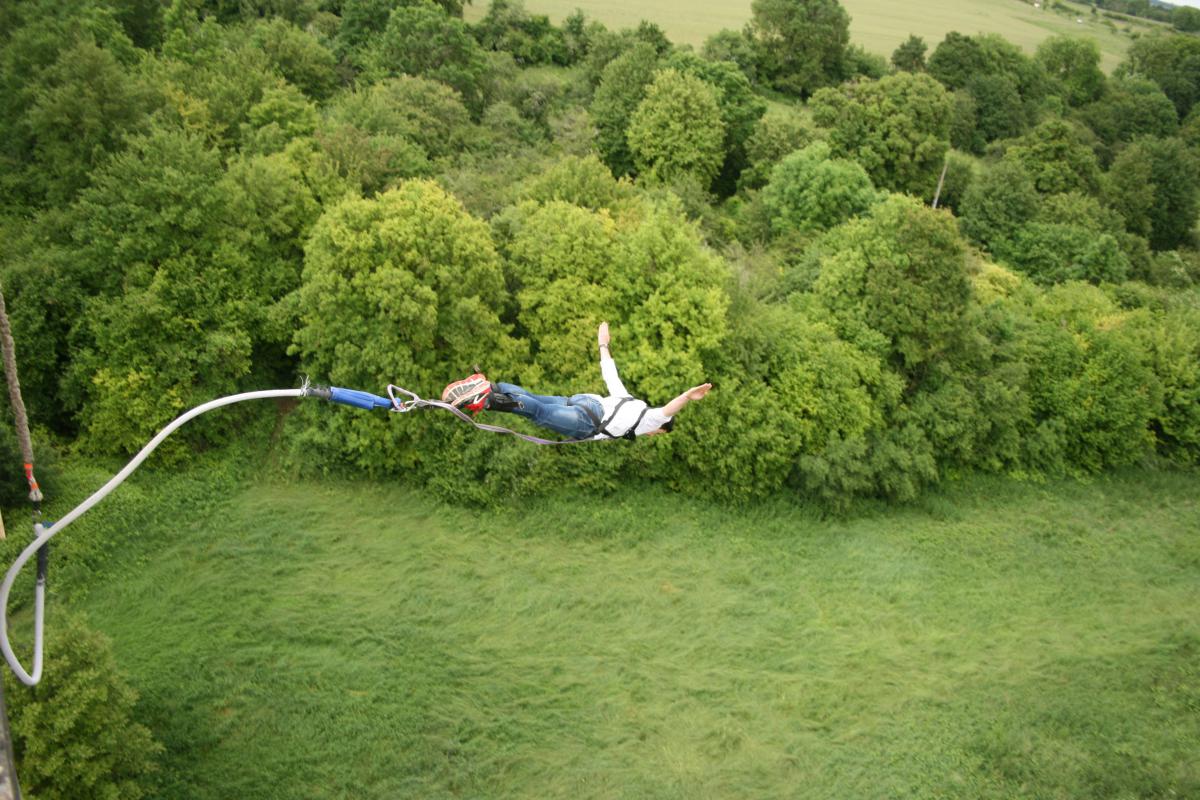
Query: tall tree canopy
745 0 850 97
1035 35 1105 108
364 0 490 115
810 71 953 196
626 69 727 185
1118 33 1200 119
590 42 660 176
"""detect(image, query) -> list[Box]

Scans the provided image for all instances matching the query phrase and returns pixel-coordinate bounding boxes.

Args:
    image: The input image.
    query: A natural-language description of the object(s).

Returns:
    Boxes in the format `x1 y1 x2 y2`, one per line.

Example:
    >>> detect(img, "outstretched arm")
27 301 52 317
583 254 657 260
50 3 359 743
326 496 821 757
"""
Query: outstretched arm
662 383 712 417
596 321 628 397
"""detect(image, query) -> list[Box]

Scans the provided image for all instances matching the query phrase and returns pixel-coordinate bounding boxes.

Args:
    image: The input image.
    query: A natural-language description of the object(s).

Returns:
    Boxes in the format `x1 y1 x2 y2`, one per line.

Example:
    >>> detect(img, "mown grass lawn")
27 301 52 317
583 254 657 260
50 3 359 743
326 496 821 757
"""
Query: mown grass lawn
467 0 1158 72
75 472 1199 798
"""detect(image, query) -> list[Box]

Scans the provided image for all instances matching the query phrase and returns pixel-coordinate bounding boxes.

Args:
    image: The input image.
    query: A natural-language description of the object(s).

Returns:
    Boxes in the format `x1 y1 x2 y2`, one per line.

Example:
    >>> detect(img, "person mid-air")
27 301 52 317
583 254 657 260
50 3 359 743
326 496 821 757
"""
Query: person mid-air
441 322 712 441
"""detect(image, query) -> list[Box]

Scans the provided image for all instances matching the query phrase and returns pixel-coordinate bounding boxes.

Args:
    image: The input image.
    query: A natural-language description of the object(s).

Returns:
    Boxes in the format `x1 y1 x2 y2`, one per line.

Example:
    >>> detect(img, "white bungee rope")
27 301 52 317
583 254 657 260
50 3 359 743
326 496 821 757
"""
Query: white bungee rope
0 388 304 686
1 377 595 685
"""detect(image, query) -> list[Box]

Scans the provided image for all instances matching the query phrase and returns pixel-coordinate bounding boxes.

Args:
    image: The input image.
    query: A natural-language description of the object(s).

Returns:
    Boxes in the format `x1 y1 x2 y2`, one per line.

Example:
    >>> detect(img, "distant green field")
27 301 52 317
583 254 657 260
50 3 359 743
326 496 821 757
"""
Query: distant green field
67 472 1200 799
466 0 1166 71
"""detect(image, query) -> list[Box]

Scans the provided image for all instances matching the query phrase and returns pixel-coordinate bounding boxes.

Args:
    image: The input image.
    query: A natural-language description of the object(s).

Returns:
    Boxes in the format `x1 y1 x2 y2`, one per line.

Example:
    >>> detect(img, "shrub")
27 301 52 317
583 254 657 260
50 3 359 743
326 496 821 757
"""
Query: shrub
813 195 972 371
1018 283 1161 473
626 69 726 185
666 300 893 504
5 614 162 800
292 180 523 473
760 141 879 237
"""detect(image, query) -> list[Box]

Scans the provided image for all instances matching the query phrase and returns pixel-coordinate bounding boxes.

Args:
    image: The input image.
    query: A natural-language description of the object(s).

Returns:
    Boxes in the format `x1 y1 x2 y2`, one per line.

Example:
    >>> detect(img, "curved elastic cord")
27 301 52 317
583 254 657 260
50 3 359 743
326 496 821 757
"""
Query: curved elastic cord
0 388 304 686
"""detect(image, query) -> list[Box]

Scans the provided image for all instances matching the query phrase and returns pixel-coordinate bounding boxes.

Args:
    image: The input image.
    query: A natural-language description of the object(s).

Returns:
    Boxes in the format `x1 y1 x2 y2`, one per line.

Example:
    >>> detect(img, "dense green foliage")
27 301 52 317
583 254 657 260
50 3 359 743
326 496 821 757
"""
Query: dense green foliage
4 615 162 799
590 42 660 177
1 1 1199 795
1036 34 1104 108
927 31 1050 153
1117 33 1200 119
890 34 926 72
626 69 726 184
1 0 1196 508
810 71 953 196
760 141 878 236
746 0 850 97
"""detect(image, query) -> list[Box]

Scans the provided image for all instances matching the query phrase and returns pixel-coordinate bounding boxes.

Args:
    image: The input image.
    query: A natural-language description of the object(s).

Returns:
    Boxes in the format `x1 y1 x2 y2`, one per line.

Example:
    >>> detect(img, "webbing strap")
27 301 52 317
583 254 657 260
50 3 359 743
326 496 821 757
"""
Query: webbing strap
623 405 650 441
596 396 636 440
386 385 588 445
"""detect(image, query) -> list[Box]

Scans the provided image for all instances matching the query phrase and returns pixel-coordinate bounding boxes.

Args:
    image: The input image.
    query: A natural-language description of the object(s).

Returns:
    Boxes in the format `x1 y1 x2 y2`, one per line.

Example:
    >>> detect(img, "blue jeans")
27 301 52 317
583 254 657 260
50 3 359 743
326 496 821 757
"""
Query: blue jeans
494 383 603 440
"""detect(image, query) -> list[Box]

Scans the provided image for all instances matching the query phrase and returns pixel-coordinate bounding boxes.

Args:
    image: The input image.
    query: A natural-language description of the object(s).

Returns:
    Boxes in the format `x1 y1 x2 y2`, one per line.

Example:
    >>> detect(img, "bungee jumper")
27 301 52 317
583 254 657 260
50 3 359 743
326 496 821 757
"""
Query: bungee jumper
440 322 713 441
0 318 711 687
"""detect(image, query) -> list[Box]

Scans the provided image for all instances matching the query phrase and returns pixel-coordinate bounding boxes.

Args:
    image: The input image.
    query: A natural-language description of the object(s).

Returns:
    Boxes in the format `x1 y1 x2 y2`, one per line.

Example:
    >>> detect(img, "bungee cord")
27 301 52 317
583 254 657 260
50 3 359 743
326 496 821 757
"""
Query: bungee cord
1 378 583 686
0 388 305 686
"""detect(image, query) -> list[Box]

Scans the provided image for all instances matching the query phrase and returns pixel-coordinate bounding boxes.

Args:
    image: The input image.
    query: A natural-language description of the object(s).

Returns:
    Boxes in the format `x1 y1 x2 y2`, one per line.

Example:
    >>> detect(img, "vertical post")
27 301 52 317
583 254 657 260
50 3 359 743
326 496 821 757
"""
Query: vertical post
0 285 38 507
0 281 27 799
932 157 949 210
0 684 17 800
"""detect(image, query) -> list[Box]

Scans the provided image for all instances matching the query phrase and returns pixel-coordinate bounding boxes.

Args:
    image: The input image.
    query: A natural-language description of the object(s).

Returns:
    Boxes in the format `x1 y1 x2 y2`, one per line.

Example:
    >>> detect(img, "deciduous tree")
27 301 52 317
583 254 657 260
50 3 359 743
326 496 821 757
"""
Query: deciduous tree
1117 33 1200 119
1002 118 1101 195
1077 78 1178 165
364 0 490 115
891 34 927 72
814 195 971 370
627 68 727 185
1105 136 1200 250
1036 35 1105 107
760 141 878 236
746 0 850 97
810 71 953 196
590 42 660 176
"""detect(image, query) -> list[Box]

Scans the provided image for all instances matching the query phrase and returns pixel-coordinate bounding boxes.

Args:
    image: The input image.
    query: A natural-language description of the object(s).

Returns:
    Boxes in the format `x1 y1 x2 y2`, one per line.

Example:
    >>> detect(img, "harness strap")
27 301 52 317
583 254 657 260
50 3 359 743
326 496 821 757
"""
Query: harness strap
596 396 636 440
573 399 603 434
622 405 650 441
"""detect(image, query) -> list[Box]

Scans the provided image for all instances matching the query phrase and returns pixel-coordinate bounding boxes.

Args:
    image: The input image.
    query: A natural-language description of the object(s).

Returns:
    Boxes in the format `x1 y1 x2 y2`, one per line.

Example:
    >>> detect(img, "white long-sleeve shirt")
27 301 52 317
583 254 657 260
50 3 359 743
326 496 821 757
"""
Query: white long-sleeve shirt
584 356 672 440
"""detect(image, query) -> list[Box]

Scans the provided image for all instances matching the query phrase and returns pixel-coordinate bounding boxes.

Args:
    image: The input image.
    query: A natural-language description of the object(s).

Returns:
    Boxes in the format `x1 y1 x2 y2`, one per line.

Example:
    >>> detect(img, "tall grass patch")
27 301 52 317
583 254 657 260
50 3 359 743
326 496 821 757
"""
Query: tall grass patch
60 472 1200 798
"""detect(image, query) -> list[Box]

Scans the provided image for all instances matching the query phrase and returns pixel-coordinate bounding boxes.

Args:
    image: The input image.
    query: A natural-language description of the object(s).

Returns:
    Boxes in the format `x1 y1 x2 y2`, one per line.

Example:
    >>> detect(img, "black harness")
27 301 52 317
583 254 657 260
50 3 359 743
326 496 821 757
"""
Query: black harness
591 396 647 442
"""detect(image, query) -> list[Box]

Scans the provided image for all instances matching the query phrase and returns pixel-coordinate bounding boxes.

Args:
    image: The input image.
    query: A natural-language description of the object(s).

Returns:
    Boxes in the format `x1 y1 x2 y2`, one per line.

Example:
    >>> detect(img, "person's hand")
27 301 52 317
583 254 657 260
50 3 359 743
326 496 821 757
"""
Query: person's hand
686 383 712 401
598 321 610 347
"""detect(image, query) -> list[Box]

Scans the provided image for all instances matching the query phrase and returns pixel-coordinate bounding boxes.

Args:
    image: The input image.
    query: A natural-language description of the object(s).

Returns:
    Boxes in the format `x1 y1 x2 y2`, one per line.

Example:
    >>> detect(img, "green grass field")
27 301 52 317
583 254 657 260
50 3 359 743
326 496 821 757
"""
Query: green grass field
64 472 1199 798
466 0 1166 71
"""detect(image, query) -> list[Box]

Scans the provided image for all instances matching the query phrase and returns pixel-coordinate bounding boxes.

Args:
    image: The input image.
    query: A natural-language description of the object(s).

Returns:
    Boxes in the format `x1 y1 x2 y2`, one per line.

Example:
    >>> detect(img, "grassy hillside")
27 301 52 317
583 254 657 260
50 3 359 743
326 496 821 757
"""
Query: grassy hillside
66 473 1200 798
466 0 1165 71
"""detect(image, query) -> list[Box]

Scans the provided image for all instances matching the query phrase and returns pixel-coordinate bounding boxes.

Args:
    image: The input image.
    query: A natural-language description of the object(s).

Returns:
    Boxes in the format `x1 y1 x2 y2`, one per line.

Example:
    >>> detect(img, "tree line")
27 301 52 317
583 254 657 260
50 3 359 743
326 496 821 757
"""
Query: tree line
0 0 1198 515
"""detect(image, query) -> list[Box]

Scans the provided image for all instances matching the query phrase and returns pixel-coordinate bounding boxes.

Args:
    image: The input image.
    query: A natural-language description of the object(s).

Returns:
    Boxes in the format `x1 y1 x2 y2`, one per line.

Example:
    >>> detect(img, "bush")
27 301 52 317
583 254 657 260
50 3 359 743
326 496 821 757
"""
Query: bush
666 300 893 504
760 141 879 237
813 195 972 371
292 180 522 474
5 614 162 800
1127 306 1200 463
1018 283 1161 473
626 69 726 185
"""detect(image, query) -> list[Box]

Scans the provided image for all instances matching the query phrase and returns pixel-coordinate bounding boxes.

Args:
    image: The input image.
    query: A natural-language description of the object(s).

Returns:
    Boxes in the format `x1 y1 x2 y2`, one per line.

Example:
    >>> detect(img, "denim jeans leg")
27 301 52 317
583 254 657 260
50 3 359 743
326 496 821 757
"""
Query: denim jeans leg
496 382 569 407
492 383 596 439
